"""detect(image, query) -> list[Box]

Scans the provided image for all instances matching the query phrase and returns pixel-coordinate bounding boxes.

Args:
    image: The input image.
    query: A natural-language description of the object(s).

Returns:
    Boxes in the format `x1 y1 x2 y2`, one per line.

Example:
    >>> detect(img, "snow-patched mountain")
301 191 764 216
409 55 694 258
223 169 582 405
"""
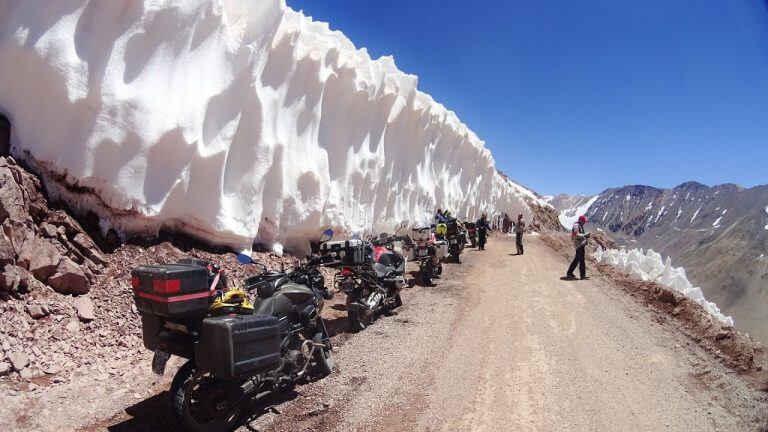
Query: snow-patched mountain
552 183 768 341
547 194 598 229
0 0 542 252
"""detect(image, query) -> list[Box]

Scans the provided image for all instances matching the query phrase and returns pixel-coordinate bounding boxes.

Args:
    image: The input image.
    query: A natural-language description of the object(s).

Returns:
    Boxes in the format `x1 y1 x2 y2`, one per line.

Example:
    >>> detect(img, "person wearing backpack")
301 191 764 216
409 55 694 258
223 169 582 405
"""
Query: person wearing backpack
566 215 591 280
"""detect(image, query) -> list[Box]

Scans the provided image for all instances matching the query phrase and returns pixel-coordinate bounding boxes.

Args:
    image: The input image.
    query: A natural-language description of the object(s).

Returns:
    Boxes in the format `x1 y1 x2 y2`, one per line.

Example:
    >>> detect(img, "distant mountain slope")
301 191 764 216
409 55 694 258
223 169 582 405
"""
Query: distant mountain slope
551 183 768 342
547 194 598 229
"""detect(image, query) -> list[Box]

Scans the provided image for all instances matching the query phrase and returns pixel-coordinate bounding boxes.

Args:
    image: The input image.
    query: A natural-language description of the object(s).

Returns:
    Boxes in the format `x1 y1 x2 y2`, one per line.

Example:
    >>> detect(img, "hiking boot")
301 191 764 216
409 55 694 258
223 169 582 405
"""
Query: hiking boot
580 276 589 280
564 274 577 280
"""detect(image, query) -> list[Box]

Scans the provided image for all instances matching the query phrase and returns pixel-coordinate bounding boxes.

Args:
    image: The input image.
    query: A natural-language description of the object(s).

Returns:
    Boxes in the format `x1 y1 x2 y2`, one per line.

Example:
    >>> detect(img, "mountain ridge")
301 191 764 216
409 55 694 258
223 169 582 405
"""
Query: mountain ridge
550 181 768 342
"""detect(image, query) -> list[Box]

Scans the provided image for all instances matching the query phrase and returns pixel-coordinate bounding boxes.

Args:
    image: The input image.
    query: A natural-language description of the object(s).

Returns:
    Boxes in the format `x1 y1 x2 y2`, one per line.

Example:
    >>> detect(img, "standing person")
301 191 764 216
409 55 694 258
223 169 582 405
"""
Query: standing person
514 213 526 255
476 213 490 250
566 215 591 280
435 208 446 224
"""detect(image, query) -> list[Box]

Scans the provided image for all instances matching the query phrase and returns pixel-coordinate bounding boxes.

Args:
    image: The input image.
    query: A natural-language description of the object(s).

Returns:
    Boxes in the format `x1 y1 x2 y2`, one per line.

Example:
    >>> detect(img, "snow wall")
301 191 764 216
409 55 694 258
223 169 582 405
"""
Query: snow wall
593 248 733 326
0 0 541 251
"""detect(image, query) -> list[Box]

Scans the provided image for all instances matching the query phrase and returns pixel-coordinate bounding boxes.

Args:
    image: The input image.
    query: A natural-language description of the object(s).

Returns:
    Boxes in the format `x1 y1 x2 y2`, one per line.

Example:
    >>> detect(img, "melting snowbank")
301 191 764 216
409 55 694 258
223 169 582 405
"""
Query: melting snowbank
0 0 537 250
594 248 733 326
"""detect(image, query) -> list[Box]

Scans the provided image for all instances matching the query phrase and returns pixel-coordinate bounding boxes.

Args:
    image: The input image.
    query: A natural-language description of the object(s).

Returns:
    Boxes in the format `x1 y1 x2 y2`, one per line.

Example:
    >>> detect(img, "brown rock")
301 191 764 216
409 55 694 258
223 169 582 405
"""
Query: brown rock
715 330 730 341
39 222 58 238
26 304 49 319
65 320 80 333
47 257 89 295
7 351 30 371
71 232 106 265
0 232 14 267
0 163 30 223
18 236 62 282
19 367 42 380
1 264 38 294
73 295 95 321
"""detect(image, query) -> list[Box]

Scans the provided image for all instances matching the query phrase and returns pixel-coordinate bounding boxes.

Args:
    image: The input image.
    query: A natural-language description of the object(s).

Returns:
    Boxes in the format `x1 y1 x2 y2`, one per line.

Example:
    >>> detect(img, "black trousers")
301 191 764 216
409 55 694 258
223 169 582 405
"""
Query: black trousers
516 233 524 254
567 246 586 277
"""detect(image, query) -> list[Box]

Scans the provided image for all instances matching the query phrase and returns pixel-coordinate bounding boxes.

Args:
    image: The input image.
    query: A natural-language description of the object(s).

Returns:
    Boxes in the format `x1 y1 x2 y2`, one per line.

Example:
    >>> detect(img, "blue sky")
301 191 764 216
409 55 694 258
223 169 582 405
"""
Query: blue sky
287 0 768 196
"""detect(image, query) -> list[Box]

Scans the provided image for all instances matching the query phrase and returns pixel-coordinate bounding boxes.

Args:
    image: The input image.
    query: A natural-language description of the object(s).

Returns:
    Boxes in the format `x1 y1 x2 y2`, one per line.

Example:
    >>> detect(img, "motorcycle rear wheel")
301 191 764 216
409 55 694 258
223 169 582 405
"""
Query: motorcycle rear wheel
171 361 243 432
421 262 432 285
449 246 460 263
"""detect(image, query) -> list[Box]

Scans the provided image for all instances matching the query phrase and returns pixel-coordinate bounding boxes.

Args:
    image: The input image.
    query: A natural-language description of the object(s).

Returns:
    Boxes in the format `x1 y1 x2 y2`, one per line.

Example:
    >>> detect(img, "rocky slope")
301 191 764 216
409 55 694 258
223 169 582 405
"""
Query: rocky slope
0 155 312 400
551 183 768 342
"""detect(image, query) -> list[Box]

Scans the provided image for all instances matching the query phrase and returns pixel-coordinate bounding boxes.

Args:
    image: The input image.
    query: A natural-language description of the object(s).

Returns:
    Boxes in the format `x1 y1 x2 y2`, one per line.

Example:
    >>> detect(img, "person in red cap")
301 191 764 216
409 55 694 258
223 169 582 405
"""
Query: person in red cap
566 215 591 280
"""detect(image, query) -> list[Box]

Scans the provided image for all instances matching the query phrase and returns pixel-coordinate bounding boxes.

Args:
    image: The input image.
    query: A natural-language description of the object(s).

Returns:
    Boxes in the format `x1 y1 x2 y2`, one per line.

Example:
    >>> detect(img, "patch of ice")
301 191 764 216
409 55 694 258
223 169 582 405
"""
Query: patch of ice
625 194 631 201
272 243 284 257
594 248 733 326
654 205 665 223
712 216 722 227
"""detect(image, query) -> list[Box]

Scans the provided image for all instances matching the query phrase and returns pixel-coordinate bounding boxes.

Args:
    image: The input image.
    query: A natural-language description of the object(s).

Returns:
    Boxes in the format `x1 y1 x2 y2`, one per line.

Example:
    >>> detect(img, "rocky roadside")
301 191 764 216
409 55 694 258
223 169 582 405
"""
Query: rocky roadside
0 155 335 430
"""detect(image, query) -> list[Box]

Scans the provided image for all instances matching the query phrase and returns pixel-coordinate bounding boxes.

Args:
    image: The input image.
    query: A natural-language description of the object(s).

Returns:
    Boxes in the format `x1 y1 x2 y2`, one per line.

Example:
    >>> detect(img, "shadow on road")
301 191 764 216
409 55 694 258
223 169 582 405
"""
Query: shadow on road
105 381 306 432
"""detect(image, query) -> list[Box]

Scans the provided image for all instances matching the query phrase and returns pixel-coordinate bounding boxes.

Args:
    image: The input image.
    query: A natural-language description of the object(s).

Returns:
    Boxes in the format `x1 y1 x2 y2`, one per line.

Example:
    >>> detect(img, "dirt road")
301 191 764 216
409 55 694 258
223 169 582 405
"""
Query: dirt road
245 235 766 432
87 235 766 432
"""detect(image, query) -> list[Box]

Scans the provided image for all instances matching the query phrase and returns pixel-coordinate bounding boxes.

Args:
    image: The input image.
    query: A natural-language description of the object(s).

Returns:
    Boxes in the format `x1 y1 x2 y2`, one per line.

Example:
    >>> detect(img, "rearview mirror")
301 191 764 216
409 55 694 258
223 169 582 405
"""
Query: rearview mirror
320 229 334 243
237 252 253 265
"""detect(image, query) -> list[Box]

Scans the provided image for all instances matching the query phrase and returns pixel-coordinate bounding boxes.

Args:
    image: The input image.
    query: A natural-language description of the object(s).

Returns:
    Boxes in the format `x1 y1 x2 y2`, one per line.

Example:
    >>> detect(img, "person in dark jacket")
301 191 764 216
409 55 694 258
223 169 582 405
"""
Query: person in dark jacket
514 214 526 255
435 209 447 224
476 213 490 250
566 215 591 279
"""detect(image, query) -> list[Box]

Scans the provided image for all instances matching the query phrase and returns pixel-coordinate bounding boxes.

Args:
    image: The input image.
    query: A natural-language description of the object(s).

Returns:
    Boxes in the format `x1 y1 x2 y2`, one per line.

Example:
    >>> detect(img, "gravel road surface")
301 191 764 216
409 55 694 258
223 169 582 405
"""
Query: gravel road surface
79 235 766 432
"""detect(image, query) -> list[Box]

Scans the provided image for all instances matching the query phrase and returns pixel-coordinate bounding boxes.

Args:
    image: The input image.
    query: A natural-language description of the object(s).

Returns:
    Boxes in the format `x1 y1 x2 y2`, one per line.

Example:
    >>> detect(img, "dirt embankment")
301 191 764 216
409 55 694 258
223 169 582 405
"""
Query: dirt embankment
541 231 768 389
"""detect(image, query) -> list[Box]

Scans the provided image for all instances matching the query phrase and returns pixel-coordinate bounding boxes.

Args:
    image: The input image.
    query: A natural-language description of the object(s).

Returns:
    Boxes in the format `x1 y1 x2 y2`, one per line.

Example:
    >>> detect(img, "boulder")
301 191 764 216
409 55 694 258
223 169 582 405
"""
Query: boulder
0 232 14 267
73 295 95 321
39 222 58 238
7 351 29 371
0 264 38 294
26 304 49 319
18 236 62 282
71 232 106 265
19 367 42 380
0 361 10 375
47 257 89 294
0 163 30 223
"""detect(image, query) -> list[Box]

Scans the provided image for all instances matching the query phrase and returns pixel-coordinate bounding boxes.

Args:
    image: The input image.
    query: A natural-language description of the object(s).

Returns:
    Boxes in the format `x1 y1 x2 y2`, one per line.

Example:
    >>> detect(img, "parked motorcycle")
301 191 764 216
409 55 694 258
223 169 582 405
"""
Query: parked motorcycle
465 221 477 248
322 232 407 332
131 230 336 432
402 226 447 285
444 219 465 263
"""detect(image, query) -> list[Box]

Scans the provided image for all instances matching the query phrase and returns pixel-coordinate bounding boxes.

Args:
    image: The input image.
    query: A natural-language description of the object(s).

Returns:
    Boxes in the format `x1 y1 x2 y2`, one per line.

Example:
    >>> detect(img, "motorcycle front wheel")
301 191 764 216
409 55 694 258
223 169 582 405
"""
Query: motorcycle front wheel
312 333 334 376
171 361 243 432
348 308 374 332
